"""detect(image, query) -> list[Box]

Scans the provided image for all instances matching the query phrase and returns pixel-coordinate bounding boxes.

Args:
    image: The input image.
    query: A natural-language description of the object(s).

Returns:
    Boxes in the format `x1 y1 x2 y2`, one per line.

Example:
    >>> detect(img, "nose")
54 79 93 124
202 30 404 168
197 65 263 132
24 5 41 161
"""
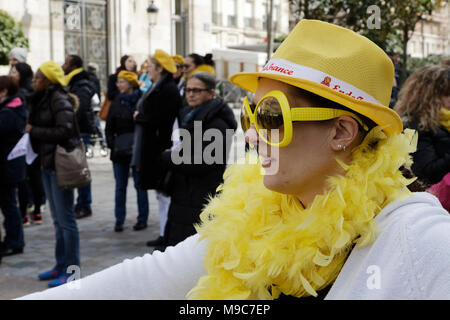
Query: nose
245 124 259 146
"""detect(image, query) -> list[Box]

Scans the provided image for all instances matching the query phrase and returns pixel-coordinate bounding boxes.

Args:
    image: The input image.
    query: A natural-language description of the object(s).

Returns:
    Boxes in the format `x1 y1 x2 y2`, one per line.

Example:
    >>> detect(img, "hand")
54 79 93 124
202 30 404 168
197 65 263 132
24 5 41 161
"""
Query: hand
25 124 32 133
133 111 139 120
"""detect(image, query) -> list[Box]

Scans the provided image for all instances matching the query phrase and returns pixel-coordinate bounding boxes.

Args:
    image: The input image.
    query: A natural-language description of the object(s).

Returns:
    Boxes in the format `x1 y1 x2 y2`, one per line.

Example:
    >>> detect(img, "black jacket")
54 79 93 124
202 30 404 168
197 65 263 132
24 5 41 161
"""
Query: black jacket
0 95 27 185
135 75 183 189
161 98 237 244
105 90 142 164
29 85 77 171
406 119 450 186
66 70 96 134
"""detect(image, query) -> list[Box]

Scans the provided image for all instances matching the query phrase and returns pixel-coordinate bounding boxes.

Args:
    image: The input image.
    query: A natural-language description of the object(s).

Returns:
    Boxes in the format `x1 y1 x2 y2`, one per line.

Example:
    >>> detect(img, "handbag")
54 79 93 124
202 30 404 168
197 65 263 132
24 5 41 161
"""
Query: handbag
114 132 134 157
99 93 111 121
428 172 450 212
55 114 92 190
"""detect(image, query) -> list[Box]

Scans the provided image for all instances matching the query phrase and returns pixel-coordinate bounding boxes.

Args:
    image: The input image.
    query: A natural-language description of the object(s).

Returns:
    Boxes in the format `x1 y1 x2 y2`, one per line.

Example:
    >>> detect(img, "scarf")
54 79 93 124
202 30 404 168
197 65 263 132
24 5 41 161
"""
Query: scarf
181 102 209 127
119 89 140 111
439 108 450 132
187 127 418 300
64 68 83 86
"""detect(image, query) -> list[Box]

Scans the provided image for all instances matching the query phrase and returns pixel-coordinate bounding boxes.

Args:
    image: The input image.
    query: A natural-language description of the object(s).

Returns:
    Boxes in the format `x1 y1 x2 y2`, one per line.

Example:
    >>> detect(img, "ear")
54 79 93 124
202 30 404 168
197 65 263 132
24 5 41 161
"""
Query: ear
329 116 360 152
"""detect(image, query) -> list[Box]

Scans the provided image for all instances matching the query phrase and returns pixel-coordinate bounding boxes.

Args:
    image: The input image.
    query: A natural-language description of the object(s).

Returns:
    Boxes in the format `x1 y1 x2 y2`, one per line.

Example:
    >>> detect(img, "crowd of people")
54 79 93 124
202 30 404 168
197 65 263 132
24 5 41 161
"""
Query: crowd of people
1 18 450 299
0 47 236 287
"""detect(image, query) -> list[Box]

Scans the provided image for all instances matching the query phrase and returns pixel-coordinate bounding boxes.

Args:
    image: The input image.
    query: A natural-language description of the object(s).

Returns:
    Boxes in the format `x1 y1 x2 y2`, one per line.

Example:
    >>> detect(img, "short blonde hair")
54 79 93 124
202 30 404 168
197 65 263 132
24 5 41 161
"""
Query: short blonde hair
394 66 450 132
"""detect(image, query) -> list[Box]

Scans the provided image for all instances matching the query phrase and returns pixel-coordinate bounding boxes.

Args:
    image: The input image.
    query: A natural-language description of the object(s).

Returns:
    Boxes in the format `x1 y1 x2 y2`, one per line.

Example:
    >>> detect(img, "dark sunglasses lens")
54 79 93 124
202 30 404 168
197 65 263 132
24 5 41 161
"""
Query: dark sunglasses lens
240 103 251 132
256 96 284 142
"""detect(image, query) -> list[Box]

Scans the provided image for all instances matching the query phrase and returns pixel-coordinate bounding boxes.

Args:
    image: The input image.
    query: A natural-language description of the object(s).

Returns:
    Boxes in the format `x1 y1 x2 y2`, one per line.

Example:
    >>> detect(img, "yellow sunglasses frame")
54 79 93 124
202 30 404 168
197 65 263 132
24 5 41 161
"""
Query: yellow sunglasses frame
242 90 368 147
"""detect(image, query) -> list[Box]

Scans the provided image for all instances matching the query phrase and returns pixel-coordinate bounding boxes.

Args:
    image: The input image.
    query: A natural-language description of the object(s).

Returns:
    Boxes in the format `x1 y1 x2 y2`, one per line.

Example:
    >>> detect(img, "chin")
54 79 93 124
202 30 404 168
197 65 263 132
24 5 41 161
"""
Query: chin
263 173 291 194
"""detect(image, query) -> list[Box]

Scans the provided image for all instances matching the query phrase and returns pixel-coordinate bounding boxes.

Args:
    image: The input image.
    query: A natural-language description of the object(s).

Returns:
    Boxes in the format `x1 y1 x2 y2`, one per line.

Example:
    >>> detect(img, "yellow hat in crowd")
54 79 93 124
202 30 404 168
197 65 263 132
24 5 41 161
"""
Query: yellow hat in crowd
153 49 177 74
190 64 216 77
172 55 184 66
229 19 402 136
118 70 139 88
39 61 67 87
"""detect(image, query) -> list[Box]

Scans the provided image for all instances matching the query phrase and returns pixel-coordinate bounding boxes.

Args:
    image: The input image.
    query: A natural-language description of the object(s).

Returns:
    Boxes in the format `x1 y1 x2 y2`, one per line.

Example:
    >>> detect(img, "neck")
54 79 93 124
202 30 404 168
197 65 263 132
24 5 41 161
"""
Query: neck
152 73 162 83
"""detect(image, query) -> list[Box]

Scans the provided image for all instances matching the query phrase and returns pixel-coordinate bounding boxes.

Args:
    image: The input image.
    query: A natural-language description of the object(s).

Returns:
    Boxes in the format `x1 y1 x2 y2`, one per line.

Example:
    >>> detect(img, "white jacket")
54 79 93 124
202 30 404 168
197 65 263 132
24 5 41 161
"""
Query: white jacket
19 192 450 300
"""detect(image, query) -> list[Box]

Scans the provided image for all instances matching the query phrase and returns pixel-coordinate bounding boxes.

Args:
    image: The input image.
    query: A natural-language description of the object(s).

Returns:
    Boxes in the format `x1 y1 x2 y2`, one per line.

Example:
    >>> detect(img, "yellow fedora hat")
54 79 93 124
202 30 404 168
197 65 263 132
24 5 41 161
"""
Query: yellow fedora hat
229 19 402 136
153 49 177 74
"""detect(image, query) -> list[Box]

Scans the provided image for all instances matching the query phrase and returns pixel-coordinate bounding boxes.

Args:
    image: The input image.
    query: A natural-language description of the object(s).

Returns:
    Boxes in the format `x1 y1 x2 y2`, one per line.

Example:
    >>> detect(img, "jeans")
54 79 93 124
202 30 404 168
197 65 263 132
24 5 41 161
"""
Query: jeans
41 170 80 274
113 163 149 224
76 134 92 211
0 184 25 250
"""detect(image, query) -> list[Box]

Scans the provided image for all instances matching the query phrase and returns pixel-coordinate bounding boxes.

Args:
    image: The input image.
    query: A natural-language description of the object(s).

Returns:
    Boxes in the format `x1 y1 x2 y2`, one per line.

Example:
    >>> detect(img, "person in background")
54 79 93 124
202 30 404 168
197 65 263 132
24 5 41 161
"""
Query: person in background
107 55 138 102
172 55 185 96
0 76 27 257
27 61 80 288
159 72 237 248
138 60 152 93
394 65 450 188
62 55 97 220
11 63 46 226
132 49 183 249
8 47 28 75
105 71 148 232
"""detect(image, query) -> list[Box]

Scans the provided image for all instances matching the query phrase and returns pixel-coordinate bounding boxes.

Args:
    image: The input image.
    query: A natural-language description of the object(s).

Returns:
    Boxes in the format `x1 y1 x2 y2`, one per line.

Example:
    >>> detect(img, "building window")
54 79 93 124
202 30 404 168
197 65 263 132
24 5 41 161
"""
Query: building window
227 0 237 27
244 0 254 28
212 0 219 25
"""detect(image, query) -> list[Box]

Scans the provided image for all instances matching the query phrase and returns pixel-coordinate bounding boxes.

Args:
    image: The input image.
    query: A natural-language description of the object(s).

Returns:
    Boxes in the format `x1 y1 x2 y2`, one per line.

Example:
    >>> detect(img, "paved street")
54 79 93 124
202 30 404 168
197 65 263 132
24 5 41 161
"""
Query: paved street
0 110 245 300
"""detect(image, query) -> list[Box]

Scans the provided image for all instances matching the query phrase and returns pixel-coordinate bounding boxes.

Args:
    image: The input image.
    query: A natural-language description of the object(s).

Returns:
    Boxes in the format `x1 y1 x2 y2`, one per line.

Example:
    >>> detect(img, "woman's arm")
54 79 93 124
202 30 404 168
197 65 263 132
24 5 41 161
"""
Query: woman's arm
16 234 206 300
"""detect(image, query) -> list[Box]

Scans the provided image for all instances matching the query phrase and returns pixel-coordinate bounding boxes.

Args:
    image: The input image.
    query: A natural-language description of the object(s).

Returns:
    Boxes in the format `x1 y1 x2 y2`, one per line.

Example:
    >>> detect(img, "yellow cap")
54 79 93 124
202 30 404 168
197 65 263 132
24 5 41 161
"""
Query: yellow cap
190 64 216 77
39 61 67 86
118 70 139 88
229 19 402 136
172 55 184 65
153 49 177 74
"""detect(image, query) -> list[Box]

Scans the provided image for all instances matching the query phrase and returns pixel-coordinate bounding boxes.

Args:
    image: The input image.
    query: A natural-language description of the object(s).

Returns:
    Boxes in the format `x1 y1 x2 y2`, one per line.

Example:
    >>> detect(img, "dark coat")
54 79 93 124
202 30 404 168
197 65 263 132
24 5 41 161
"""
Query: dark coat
161 98 237 245
28 85 77 171
105 90 142 164
406 119 450 186
66 70 96 134
134 75 183 190
0 95 27 185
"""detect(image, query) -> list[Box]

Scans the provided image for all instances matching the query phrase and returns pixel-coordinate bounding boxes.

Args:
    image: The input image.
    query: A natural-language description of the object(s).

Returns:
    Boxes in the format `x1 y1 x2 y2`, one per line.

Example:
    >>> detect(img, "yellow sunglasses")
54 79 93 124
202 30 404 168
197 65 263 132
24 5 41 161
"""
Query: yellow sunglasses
241 90 368 147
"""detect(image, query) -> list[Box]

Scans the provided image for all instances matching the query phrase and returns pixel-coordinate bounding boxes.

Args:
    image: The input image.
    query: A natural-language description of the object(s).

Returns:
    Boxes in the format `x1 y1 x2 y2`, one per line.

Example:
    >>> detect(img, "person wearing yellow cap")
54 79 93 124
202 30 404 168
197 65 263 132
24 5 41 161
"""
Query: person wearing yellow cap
19 20 450 301
25 61 81 288
132 49 183 248
104 69 149 233
171 55 185 95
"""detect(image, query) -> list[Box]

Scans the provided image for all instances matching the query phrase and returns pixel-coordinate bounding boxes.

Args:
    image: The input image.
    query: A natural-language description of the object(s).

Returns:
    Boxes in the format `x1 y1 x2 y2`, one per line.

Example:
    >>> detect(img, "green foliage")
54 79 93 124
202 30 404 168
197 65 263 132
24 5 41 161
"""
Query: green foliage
407 54 449 73
0 10 29 65
289 0 444 82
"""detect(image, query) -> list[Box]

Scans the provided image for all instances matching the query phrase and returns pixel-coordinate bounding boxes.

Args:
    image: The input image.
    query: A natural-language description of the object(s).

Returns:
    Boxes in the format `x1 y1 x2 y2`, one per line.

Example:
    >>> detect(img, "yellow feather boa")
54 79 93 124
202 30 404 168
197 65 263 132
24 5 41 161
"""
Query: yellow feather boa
440 108 450 132
187 127 418 300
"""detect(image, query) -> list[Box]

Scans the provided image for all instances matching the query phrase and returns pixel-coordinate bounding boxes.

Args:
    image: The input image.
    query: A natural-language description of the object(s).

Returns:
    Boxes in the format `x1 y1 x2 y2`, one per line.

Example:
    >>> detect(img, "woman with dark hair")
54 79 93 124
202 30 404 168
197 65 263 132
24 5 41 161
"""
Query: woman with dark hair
159 72 237 248
106 55 138 102
10 62 34 102
132 49 183 247
182 53 215 79
0 75 27 257
105 71 148 232
26 61 80 288
11 62 46 226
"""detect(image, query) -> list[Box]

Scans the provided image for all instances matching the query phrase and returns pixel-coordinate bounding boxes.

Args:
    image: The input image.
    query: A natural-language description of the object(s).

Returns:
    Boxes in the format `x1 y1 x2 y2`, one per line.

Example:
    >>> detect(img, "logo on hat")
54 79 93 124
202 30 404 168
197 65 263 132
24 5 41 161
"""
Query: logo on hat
320 76 331 87
262 63 294 76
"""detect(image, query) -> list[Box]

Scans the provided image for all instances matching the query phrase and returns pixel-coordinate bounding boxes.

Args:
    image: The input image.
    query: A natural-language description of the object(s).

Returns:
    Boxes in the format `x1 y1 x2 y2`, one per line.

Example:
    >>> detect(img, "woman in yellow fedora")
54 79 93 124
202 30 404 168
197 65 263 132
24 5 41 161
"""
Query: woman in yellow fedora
19 20 450 300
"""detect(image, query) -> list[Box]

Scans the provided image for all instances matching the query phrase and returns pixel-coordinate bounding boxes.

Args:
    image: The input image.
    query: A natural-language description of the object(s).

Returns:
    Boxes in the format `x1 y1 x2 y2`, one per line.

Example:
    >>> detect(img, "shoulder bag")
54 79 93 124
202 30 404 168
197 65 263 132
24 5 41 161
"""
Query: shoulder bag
55 112 92 190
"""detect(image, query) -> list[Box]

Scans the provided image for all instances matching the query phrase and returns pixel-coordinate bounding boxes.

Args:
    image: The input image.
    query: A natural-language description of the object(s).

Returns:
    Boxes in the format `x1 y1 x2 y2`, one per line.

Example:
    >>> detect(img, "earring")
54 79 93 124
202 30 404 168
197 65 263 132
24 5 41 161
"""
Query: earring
337 144 342 150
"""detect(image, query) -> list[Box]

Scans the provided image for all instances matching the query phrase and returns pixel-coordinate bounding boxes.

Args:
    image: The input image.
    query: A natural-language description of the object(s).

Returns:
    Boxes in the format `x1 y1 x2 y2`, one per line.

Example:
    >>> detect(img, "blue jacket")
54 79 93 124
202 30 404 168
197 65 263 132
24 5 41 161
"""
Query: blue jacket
0 95 27 185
